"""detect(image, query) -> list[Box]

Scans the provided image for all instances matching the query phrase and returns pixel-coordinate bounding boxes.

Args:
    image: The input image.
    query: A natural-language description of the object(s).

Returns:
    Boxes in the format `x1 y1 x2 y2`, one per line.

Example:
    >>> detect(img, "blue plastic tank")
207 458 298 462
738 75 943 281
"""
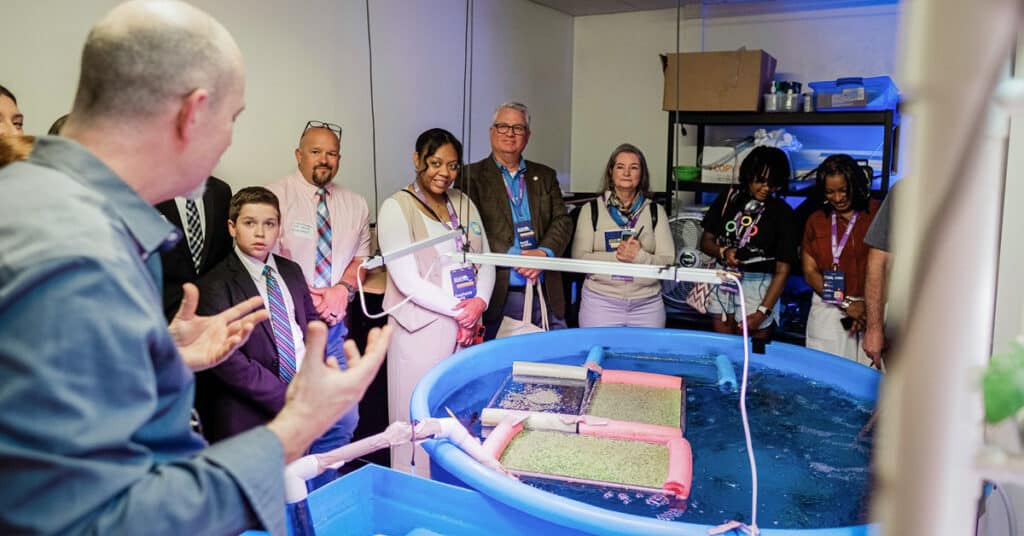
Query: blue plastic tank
411 327 880 536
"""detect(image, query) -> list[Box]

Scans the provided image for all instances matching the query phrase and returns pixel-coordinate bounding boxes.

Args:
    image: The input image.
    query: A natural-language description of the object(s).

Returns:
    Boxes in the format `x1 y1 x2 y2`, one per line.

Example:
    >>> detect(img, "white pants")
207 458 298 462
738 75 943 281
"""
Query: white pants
805 293 872 366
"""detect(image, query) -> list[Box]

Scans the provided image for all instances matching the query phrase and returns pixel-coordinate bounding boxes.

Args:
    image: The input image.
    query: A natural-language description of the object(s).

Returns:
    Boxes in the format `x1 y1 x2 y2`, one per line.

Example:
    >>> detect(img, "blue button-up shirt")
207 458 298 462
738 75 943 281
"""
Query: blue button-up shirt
0 137 285 535
496 157 553 286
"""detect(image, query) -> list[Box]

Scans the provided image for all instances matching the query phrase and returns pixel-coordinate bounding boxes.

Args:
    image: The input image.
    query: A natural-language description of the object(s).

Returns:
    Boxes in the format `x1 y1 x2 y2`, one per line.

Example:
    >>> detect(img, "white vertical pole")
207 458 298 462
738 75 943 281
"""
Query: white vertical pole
873 1 1021 534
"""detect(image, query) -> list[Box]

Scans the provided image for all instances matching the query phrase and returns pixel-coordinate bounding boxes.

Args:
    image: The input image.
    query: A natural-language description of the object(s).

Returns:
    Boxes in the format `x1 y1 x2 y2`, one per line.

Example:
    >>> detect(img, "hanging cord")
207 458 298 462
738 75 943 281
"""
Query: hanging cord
356 256 444 320
733 275 760 534
456 0 475 251
672 0 681 219
364 0 380 223
709 272 760 536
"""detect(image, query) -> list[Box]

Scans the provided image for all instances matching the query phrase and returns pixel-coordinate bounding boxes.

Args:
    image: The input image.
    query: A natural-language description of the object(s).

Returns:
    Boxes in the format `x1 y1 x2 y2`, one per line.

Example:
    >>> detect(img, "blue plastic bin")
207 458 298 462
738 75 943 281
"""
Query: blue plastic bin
242 464 591 536
809 76 898 111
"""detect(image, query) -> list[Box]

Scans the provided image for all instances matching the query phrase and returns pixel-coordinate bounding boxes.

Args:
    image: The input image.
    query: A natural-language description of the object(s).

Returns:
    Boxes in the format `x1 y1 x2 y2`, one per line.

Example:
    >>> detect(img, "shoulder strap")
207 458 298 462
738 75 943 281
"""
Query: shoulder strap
590 198 599 231
400 188 445 222
650 200 659 229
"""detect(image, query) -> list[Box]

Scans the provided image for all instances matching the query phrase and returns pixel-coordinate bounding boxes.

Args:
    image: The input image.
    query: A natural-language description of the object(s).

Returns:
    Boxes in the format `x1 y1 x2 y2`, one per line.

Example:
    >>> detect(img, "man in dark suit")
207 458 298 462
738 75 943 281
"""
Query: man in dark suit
457 101 572 339
156 176 233 320
194 186 316 443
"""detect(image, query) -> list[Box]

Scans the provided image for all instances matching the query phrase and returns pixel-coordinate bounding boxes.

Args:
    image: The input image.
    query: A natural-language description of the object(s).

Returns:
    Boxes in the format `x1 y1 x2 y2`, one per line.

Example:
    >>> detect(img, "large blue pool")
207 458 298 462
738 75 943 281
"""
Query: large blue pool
410 327 880 536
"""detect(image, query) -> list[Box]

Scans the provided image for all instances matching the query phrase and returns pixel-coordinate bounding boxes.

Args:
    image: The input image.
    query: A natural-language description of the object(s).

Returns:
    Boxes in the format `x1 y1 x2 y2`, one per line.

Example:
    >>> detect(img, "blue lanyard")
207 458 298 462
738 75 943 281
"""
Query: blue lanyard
500 160 530 223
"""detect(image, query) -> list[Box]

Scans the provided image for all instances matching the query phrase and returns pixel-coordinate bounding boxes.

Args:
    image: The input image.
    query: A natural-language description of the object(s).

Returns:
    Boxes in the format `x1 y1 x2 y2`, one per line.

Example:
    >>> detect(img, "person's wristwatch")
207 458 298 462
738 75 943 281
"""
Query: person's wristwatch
340 281 357 303
756 304 770 316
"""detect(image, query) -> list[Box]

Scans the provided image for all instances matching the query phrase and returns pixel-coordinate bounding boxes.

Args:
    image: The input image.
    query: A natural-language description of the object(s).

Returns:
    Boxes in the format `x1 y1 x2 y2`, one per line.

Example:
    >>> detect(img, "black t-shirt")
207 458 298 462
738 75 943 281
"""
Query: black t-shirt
702 191 798 274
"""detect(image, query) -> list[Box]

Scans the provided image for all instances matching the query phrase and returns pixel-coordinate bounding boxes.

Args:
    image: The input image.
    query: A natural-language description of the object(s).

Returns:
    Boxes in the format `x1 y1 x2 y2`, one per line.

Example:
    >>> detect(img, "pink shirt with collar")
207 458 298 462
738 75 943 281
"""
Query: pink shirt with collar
266 170 371 287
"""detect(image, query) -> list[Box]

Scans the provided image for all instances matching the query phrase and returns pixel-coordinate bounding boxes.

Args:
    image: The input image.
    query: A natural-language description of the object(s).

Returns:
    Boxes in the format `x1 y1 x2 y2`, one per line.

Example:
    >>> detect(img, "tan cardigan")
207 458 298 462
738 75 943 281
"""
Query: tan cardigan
570 194 675 299
382 188 485 333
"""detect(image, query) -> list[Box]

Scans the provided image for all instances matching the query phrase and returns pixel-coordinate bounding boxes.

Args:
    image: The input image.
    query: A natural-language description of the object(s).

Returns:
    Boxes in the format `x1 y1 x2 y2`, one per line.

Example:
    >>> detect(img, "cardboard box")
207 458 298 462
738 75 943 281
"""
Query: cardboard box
662 49 777 111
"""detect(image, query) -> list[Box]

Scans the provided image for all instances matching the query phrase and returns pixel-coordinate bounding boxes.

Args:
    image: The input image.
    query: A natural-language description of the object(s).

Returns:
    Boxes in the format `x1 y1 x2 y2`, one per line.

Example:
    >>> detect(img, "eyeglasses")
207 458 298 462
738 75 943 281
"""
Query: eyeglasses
303 120 342 139
492 123 528 136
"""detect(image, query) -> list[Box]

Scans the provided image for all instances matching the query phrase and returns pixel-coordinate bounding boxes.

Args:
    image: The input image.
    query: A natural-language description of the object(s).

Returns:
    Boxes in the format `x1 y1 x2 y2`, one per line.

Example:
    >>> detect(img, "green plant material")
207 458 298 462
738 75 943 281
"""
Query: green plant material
587 382 681 427
983 341 1024 423
500 430 669 489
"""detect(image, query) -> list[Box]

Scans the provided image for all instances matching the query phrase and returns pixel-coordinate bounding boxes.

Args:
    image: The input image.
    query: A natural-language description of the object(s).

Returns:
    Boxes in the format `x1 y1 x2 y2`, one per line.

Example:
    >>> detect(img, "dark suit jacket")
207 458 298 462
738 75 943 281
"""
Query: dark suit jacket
155 177 232 320
458 155 572 324
194 251 317 443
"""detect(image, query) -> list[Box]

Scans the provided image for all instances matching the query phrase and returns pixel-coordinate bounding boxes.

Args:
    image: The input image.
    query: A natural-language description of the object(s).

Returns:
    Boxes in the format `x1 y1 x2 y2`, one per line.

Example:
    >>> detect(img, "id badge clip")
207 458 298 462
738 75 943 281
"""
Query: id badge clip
822 269 846 304
604 230 624 252
450 266 477 300
515 222 538 250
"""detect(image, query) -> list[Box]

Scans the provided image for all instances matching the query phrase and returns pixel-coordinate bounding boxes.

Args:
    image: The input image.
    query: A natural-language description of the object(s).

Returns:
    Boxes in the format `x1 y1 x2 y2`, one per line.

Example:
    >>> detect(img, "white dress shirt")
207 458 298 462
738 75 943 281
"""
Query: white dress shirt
234 245 307 370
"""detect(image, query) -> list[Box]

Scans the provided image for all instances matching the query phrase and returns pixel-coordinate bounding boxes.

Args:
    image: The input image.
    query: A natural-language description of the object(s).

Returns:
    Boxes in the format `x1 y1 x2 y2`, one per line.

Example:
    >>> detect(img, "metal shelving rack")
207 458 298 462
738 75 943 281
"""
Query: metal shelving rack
665 109 899 202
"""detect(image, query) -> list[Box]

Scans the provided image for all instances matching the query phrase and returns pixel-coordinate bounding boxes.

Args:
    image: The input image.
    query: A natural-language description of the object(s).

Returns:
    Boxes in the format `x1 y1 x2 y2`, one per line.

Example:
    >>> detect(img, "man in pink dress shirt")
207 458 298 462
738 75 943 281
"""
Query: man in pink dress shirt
266 121 370 487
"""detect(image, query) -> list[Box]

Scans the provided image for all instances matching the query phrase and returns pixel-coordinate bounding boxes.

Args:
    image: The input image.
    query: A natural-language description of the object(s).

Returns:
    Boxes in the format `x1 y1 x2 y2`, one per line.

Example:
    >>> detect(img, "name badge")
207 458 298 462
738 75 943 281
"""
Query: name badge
604 230 624 252
515 222 538 249
450 266 477 300
822 270 846 304
718 266 742 294
291 222 314 238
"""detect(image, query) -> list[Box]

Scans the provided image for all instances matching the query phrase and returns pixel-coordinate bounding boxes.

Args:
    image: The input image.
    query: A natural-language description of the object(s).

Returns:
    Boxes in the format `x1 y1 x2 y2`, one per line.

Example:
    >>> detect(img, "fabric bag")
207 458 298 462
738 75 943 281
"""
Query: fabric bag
685 271 712 315
496 280 549 338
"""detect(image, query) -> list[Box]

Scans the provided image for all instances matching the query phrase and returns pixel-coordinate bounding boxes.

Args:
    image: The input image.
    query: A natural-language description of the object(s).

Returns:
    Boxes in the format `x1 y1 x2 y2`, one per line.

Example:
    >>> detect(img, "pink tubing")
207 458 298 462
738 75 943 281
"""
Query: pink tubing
664 437 693 499
600 369 681 390
578 417 681 444
482 418 524 460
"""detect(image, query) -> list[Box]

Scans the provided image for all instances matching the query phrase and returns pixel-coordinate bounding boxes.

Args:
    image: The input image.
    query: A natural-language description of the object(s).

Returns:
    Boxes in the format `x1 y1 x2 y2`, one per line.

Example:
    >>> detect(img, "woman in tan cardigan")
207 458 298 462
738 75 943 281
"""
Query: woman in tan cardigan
571 143 674 327
377 128 494 472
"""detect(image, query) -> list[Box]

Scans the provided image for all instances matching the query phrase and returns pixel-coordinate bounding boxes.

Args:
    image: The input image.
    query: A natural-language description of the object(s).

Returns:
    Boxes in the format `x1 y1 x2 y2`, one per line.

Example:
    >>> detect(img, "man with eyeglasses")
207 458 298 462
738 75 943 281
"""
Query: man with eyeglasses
458 101 572 339
266 120 370 487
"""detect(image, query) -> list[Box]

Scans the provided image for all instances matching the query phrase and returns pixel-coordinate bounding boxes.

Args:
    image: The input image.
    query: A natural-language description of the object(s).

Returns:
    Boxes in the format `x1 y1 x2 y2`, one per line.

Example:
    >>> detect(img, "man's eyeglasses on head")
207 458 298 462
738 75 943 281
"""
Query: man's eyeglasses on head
492 123 527 136
303 120 343 139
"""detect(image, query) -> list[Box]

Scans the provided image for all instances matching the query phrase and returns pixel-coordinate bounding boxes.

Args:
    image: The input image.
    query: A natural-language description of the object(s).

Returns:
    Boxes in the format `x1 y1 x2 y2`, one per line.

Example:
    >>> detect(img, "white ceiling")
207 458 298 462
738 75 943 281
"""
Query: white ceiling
529 0 898 17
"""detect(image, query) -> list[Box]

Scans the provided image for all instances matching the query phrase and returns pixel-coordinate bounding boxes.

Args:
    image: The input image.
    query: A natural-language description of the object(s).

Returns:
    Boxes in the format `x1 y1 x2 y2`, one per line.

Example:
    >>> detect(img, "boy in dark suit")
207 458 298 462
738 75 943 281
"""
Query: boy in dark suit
195 187 315 443
196 186 358 490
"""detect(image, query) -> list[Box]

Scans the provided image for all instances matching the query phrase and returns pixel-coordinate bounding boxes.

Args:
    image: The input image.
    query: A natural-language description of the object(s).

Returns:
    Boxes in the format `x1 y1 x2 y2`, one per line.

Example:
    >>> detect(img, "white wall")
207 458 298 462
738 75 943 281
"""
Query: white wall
569 4 901 194
0 0 573 221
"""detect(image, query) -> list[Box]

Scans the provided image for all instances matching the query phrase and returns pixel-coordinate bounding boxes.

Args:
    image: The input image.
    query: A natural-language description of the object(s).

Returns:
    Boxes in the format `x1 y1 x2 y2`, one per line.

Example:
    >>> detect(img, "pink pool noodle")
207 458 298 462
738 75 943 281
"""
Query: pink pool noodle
600 369 681 390
482 418 524 459
664 436 693 499
578 417 681 443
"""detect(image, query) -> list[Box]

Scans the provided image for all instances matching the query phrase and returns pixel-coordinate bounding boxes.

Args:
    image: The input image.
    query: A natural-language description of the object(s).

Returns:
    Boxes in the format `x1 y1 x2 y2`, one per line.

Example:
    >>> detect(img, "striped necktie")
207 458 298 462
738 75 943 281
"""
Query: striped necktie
185 199 204 272
263 265 298 382
314 188 333 288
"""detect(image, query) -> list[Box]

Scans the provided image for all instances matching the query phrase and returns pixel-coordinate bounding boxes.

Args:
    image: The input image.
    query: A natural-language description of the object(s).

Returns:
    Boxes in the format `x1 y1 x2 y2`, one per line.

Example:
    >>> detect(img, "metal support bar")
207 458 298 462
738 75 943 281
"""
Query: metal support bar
452 251 724 284
362 229 462 270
